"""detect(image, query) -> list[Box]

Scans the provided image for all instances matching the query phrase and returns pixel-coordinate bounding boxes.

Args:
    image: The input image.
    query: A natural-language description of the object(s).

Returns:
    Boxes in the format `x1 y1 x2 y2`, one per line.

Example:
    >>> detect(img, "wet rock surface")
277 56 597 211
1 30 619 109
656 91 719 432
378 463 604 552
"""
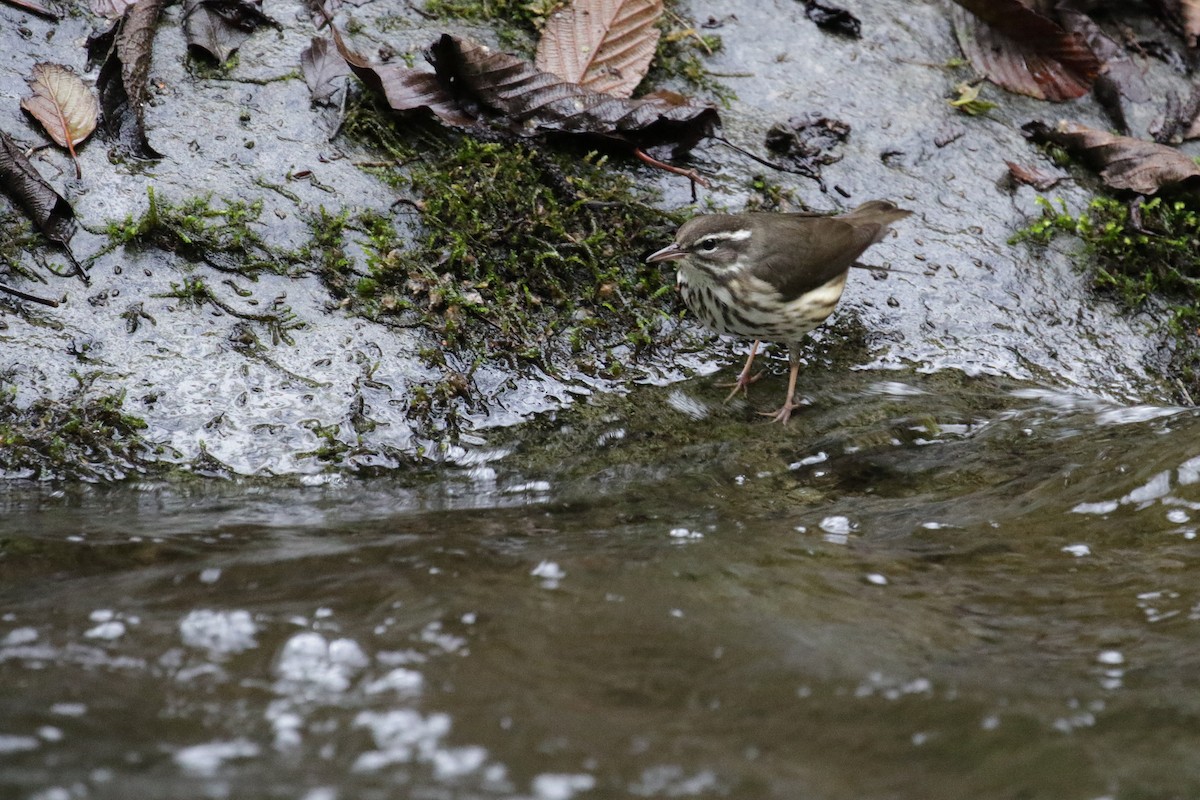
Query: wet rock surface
0 0 1191 477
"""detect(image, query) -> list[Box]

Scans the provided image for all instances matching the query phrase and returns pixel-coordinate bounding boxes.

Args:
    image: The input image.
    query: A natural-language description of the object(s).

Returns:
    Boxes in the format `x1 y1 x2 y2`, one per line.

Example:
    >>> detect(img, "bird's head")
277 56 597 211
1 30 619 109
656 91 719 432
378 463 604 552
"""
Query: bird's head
646 215 755 277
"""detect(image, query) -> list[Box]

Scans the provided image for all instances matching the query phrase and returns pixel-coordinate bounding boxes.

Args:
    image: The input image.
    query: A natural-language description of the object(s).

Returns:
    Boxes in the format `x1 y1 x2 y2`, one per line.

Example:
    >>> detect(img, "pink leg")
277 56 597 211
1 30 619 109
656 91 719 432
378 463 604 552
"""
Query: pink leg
759 351 804 424
716 341 764 402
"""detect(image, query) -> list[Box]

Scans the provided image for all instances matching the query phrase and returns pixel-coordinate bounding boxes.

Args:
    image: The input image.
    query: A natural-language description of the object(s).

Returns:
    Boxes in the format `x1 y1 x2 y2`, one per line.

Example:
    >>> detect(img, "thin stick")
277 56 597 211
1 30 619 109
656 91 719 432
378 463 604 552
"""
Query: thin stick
850 260 923 277
714 136 826 190
0 282 60 307
633 148 709 187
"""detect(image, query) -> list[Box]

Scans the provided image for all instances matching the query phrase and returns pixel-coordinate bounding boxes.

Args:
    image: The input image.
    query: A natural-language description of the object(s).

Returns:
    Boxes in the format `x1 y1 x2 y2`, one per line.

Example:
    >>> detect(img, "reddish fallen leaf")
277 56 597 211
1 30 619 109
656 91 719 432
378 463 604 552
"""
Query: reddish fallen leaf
1024 120 1200 195
1 0 59 18
20 63 99 179
430 34 719 156
535 0 662 98
1004 160 1064 191
0 129 77 248
87 0 165 160
329 27 474 127
950 0 1101 101
301 36 350 106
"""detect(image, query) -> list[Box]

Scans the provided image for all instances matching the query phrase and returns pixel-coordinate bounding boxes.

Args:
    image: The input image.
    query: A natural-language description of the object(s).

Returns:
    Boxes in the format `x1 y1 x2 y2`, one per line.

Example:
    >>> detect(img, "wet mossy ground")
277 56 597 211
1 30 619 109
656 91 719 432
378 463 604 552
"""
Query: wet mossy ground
0 370 163 481
1016 195 1200 403
340 118 685 356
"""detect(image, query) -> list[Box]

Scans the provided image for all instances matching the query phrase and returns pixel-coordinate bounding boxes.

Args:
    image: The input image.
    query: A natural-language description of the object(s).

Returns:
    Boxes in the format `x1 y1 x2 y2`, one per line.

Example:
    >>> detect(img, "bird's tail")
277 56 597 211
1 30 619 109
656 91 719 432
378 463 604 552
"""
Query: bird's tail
843 200 912 243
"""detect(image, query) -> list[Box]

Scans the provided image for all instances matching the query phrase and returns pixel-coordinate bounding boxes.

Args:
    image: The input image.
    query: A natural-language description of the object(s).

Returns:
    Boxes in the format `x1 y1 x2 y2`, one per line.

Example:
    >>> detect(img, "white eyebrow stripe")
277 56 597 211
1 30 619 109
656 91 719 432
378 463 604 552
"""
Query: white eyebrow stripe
700 229 752 243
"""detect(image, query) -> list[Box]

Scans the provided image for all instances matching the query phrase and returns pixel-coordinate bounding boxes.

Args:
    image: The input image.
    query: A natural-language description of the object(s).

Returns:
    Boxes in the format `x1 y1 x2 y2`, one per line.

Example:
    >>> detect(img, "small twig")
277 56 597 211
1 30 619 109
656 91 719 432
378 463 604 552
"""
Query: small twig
633 148 709 188
65 248 89 285
851 260 923 277
405 0 436 19
714 135 828 190
665 8 713 55
0 282 61 307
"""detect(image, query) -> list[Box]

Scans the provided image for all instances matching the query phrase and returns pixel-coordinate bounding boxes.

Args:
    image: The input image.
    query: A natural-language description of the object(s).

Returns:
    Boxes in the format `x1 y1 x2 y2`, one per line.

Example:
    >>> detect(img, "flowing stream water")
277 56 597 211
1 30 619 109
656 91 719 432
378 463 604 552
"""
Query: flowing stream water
4 368 1199 799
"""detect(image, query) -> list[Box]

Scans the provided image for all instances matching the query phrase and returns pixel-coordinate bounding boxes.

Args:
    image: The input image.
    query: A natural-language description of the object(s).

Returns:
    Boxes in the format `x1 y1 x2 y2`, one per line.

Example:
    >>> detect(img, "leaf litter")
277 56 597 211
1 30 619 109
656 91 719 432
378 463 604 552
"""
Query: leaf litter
534 0 663 98
87 0 166 160
20 62 99 180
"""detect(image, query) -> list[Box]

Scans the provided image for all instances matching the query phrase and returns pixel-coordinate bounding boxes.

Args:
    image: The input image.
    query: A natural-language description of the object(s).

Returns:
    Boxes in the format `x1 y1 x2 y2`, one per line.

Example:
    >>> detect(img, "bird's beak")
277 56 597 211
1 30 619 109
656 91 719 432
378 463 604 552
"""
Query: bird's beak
646 242 686 264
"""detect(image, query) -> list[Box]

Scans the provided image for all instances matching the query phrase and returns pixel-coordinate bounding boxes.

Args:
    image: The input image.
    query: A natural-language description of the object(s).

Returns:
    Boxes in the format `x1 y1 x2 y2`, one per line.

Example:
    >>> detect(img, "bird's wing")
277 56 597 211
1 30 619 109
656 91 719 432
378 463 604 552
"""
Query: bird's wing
750 215 885 302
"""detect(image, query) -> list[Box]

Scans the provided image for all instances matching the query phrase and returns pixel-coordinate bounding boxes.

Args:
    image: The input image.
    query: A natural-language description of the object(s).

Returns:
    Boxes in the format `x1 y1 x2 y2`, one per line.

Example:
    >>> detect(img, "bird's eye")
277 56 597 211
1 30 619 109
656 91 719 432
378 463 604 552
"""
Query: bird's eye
698 238 717 252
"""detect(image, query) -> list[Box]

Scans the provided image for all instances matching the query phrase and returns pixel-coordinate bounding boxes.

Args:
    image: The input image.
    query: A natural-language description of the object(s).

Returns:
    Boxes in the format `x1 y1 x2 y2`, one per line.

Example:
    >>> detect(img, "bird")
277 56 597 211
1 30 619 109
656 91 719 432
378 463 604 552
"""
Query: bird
646 200 911 424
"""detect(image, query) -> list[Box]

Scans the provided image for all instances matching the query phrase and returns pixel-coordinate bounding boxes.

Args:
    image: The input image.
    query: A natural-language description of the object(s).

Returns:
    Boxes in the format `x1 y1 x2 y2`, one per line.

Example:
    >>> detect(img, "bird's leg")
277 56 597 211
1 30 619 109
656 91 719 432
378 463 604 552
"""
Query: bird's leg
760 349 804 425
716 340 764 402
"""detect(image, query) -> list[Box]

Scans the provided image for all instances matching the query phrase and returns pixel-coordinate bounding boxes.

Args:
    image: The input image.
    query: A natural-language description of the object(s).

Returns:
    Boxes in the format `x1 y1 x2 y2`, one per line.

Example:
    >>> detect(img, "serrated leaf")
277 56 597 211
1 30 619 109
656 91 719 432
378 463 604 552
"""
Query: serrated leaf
431 34 718 156
20 63 99 179
535 0 662 98
950 0 1101 102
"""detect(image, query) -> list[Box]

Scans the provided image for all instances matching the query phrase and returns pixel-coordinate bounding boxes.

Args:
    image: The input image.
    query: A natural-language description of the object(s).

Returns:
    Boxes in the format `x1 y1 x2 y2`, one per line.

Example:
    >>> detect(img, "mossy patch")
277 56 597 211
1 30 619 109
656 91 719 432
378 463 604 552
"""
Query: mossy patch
320 100 691 424
93 187 292 277
0 370 165 481
1015 195 1200 402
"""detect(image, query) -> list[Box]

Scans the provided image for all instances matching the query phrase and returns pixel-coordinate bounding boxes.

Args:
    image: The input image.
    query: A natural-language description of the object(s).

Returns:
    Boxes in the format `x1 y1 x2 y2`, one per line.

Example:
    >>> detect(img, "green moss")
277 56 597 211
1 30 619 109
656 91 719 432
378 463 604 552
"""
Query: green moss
745 174 797 213
1015 195 1200 401
422 0 551 28
338 104 686 381
301 207 356 299
0 213 39 274
0 370 164 481
645 21 732 106
94 187 294 277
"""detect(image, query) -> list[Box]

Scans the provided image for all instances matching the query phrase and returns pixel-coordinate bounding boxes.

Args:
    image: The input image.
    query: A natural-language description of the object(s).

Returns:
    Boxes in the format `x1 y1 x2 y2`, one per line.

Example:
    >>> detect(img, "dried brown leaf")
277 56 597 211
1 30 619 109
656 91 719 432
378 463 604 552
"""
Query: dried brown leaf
535 0 662 98
1023 120 1200 195
430 34 718 155
0 129 77 247
1057 7 1149 103
1004 160 1064 191
950 0 1101 101
301 36 350 106
329 28 473 126
20 63 99 179
1184 0 1200 48
87 0 165 160
183 0 276 63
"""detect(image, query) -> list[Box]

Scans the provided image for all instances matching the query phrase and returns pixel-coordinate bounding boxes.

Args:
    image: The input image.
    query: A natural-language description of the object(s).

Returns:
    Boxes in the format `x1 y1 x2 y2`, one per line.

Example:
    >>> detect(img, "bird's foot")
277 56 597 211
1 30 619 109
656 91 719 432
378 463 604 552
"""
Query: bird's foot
717 370 764 403
758 396 809 425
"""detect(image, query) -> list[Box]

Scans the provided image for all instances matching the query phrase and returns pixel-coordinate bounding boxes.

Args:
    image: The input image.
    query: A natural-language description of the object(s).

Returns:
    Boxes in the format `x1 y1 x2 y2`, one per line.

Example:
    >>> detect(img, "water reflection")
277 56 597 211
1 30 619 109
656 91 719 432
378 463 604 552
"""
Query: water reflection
3 372 1200 799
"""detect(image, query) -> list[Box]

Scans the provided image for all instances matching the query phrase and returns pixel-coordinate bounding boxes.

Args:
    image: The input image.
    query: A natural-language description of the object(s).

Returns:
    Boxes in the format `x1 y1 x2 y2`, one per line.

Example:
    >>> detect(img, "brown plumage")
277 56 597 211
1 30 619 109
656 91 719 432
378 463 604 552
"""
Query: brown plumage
647 201 911 423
